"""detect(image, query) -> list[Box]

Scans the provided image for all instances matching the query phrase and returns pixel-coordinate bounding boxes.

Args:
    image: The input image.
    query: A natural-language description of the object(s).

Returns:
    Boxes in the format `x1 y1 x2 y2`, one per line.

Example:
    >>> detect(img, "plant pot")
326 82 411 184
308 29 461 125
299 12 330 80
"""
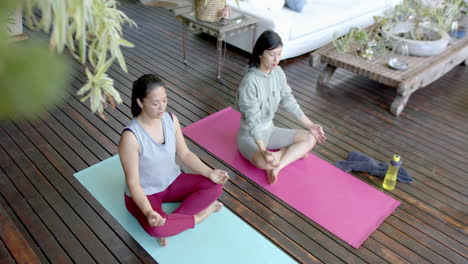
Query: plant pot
194 0 225 22
382 22 450 57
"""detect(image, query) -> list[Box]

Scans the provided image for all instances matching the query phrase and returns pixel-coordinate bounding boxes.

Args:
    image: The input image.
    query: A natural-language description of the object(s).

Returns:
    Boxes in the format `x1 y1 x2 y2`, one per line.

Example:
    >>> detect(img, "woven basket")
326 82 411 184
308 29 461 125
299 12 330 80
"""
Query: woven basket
194 0 225 22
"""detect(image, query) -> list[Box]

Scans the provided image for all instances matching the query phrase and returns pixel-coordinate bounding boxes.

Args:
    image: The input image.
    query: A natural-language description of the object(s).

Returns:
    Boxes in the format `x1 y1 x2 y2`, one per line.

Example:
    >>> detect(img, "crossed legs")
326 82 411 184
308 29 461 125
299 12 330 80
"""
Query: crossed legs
125 173 223 246
250 130 316 183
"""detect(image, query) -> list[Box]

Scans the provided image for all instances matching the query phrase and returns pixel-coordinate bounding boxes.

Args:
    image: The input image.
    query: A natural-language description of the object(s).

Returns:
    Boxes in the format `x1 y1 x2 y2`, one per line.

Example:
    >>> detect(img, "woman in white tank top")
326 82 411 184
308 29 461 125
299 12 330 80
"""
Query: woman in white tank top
119 74 229 247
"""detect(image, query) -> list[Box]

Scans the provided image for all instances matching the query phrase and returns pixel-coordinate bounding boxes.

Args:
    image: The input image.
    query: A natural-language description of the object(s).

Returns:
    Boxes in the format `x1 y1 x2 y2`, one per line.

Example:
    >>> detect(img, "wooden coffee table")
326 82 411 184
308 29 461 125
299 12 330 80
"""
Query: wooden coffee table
310 37 468 116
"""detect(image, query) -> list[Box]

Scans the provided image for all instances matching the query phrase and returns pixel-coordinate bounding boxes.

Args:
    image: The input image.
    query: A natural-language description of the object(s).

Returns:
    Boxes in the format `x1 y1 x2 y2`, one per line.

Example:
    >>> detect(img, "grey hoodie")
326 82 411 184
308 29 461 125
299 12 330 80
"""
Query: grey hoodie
236 66 304 141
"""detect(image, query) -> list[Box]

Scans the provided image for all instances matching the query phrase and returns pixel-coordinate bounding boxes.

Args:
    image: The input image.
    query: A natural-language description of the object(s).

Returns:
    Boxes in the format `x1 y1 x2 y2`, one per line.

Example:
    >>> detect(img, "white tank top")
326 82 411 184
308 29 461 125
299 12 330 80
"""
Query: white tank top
124 112 181 195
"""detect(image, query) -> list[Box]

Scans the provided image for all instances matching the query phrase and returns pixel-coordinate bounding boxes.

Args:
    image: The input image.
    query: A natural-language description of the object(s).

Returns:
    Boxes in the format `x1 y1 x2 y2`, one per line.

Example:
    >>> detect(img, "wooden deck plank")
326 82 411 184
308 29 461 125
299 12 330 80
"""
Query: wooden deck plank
0 177 51 264
386 216 466 263
0 238 15 264
0 195 43 264
0 168 69 264
0 122 115 263
0 140 89 263
393 210 468 258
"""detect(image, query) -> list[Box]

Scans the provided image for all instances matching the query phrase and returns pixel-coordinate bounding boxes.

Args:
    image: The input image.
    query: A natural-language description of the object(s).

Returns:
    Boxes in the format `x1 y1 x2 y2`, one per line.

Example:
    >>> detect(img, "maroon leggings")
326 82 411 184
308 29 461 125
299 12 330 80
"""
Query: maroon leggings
125 173 223 238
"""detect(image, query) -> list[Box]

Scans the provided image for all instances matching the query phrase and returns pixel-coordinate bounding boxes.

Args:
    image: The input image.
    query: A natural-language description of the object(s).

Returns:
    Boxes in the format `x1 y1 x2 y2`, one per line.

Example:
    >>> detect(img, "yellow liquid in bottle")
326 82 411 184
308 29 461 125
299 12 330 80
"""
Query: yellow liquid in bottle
383 163 399 190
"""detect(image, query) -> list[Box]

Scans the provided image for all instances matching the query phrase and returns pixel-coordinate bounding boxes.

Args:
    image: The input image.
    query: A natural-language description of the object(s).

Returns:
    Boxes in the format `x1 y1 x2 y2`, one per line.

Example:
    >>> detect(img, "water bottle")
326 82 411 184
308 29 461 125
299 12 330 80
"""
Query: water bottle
383 154 401 191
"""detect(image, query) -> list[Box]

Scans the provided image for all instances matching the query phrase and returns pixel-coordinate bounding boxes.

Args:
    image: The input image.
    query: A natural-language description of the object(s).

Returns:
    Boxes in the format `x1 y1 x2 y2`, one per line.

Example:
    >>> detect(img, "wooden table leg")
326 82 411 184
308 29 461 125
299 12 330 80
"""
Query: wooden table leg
317 64 337 86
216 38 222 80
391 93 411 117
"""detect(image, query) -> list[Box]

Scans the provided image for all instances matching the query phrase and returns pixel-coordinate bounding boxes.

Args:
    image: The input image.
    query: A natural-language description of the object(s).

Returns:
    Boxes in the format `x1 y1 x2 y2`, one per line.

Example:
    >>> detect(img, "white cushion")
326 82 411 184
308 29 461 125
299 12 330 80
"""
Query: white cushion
288 0 388 40
248 0 285 12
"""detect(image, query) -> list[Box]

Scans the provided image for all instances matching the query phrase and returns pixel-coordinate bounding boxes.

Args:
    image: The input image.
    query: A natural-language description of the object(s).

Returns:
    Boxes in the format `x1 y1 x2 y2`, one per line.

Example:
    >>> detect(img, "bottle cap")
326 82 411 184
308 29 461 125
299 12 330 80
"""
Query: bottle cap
393 154 400 162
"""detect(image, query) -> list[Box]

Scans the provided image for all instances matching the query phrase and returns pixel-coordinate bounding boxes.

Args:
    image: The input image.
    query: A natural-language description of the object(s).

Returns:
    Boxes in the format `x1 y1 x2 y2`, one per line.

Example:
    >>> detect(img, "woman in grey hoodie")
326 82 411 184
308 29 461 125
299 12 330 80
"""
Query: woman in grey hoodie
236 30 326 184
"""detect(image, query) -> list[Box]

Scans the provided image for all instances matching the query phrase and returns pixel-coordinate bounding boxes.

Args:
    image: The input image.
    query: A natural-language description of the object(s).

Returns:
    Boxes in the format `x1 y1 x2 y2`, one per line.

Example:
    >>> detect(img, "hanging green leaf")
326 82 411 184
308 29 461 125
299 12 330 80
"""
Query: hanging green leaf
11 0 137 118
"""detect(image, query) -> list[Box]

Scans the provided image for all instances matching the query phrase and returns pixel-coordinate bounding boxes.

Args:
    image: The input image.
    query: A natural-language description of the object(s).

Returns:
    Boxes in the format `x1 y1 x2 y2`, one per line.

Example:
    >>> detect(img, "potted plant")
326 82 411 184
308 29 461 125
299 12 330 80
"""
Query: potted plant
380 0 466 56
333 0 466 57
194 0 240 22
0 0 136 119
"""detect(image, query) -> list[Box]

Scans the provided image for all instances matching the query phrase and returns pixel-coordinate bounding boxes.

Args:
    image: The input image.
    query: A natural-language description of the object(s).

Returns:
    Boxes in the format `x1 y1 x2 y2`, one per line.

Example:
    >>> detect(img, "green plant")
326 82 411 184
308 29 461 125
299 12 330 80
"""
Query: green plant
333 27 369 54
333 0 466 54
381 0 466 39
0 0 136 119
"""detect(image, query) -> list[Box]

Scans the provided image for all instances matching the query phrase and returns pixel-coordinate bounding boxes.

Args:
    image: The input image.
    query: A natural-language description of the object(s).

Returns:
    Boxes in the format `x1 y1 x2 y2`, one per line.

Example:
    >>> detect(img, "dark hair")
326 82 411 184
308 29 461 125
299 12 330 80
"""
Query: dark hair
131 74 165 117
248 30 283 68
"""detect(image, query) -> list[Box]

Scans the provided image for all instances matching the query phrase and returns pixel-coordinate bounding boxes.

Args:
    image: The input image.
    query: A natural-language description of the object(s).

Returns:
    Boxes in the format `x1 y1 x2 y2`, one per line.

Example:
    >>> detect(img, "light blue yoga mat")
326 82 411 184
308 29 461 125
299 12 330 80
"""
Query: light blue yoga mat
74 156 296 264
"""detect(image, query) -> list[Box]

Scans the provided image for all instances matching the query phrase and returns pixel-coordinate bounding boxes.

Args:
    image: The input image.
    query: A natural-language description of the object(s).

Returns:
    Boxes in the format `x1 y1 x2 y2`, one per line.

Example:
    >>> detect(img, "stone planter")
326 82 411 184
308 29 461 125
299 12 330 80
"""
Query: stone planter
382 22 450 57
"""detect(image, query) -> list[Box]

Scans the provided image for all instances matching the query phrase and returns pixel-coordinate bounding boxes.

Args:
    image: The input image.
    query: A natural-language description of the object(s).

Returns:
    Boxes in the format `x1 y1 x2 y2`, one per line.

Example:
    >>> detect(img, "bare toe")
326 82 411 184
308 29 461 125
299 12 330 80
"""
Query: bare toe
159 237 168 247
267 170 277 184
214 201 223 212
301 153 309 159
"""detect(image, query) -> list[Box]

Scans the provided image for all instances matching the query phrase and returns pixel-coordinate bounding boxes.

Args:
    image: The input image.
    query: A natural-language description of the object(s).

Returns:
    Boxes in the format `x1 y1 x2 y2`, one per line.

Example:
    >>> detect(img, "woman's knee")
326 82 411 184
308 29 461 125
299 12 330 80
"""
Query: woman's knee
198 175 224 196
213 182 223 197
296 131 316 148
147 214 195 237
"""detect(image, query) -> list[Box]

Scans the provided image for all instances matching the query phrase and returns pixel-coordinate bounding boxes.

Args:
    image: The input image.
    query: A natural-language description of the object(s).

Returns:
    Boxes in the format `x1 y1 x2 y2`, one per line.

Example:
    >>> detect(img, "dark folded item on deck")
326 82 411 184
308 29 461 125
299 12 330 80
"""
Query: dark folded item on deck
335 151 412 183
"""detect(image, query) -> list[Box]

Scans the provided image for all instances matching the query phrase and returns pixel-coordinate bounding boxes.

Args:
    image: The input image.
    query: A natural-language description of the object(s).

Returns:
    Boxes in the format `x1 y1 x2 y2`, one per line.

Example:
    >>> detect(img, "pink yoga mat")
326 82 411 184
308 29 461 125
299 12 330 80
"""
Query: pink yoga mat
182 107 400 248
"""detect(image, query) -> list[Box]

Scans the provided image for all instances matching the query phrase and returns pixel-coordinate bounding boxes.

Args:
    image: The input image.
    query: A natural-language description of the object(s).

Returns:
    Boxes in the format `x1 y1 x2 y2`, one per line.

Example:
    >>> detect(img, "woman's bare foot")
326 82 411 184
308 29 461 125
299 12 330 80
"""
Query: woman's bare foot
158 237 168 247
266 148 287 184
194 201 223 225
213 201 223 212
301 153 309 159
267 167 281 184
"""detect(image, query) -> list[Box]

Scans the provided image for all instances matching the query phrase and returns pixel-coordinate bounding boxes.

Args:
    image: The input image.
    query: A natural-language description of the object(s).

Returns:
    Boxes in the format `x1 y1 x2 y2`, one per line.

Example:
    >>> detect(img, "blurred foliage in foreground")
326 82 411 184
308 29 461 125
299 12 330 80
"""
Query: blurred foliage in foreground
0 0 135 120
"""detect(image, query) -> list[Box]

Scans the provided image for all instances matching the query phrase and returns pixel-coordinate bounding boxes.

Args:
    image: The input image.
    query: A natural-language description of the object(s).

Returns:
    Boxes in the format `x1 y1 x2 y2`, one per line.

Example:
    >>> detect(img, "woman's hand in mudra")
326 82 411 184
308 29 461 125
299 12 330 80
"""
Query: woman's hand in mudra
309 124 326 143
208 169 230 184
146 210 166 227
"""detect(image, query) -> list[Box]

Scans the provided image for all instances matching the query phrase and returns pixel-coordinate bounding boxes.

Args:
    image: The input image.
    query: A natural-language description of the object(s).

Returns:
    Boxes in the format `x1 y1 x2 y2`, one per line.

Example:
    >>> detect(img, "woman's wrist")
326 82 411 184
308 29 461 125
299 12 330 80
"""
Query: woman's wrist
204 168 214 178
144 210 154 217
299 114 313 129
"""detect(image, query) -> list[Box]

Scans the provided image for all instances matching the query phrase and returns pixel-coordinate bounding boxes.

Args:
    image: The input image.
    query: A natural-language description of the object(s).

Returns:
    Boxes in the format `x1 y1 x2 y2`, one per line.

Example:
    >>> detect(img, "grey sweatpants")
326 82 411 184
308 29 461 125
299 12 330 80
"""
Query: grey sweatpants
237 125 300 162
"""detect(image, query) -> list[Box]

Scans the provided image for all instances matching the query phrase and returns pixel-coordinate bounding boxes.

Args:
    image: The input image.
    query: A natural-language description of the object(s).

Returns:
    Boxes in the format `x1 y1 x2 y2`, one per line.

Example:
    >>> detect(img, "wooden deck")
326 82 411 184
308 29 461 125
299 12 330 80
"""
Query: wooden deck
1 2 467 263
